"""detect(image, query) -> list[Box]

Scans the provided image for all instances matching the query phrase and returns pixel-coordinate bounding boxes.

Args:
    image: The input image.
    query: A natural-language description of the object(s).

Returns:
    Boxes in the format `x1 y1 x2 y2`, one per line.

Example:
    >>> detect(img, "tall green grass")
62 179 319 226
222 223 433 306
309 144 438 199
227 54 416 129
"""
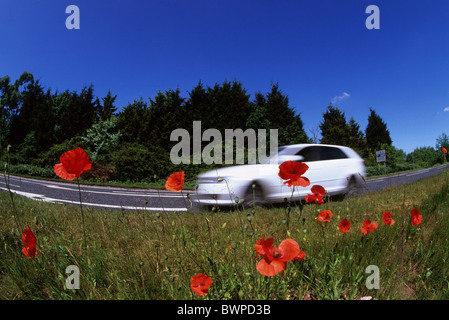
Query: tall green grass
1 171 448 300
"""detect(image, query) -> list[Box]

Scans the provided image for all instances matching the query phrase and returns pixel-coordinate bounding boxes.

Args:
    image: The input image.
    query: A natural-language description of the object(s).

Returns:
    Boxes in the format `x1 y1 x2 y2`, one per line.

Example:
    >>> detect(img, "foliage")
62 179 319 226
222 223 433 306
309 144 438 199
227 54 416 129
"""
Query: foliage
405 146 444 168
365 108 392 152
1 71 447 184
112 142 174 183
81 116 122 163
435 133 449 162
33 136 86 168
319 104 351 146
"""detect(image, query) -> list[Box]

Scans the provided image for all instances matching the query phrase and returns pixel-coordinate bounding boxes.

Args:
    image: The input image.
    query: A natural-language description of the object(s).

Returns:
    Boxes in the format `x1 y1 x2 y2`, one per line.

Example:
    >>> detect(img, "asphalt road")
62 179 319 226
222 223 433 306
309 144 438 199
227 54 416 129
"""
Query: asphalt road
1 163 448 212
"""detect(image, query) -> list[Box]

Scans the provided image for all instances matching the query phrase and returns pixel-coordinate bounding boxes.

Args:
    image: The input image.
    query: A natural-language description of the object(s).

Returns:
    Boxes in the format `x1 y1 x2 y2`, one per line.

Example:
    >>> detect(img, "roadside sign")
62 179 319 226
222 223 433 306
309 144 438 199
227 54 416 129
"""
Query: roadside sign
376 150 386 163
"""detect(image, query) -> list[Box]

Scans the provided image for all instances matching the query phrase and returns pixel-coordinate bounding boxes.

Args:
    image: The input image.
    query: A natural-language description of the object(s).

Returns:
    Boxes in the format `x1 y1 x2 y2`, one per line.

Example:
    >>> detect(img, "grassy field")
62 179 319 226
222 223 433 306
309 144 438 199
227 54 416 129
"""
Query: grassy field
1 170 449 300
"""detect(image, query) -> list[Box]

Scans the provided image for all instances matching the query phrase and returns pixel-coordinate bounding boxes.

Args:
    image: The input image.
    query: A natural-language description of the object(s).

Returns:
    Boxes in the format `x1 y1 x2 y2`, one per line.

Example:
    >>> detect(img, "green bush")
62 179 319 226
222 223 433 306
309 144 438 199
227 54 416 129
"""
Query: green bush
33 136 87 168
406 146 444 168
112 143 174 183
5 163 54 178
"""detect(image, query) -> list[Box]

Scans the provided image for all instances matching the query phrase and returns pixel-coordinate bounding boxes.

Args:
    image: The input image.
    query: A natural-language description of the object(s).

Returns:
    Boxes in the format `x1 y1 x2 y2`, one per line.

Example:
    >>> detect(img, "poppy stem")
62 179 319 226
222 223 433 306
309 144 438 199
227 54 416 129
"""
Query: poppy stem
3 155 22 233
77 178 86 242
156 189 166 213
182 191 192 210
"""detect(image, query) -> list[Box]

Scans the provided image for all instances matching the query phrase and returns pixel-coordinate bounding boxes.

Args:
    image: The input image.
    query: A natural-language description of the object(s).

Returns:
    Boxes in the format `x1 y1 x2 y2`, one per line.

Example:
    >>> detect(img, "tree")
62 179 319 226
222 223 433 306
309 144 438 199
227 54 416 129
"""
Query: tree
406 146 442 168
97 90 118 121
249 84 309 146
81 116 122 162
116 98 150 145
8 73 55 153
183 80 253 133
319 104 351 146
52 85 97 145
0 75 21 153
146 88 185 151
365 108 392 152
347 117 368 157
435 133 449 161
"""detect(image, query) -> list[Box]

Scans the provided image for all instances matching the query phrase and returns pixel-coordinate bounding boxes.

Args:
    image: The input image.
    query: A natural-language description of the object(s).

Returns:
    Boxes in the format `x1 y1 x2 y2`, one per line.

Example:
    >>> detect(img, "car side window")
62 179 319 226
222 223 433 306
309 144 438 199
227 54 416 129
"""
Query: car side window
296 147 320 162
319 146 348 160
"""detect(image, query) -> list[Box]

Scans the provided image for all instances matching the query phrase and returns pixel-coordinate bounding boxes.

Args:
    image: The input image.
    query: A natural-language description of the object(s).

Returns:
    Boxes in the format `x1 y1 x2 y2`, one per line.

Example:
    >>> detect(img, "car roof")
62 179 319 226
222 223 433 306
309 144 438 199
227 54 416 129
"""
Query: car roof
281 143 349 149
279 144 361 159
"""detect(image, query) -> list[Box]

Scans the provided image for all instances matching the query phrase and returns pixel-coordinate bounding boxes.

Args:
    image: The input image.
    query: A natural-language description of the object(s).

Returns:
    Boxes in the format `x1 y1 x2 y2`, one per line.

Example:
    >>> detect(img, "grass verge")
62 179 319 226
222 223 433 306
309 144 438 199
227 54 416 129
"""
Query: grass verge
1 170 448 300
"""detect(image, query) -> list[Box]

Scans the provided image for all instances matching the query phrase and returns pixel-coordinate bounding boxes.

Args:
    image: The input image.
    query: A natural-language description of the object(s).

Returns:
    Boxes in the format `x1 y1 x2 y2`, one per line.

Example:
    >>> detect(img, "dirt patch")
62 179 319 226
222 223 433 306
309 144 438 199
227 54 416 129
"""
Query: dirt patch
80 162 115 181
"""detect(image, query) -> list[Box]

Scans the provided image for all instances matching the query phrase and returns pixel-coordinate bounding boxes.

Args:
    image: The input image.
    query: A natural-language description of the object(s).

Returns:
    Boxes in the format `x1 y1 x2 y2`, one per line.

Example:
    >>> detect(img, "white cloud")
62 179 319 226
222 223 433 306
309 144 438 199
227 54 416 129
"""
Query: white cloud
444 106 449 112
331 92 350 105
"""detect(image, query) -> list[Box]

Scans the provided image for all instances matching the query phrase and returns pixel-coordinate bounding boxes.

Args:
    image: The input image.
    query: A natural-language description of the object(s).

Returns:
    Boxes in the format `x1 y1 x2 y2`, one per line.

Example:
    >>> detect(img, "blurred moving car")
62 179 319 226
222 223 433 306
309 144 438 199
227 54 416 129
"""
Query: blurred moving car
193 144 366 207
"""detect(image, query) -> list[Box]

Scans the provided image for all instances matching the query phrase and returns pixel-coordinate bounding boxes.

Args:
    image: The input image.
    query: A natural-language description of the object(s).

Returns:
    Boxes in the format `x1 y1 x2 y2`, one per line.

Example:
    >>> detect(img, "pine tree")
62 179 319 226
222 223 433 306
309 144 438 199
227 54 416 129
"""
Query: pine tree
319 104 351 146
250 83 309 145
98 90 118 120
365 108 392 152
347 117 368 157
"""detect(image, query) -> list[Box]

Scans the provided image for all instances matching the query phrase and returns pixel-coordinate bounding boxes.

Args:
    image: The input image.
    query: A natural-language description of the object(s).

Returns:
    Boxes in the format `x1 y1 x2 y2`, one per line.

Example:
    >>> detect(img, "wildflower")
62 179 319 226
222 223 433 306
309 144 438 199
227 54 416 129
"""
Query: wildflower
411 209 422 226
254 234 302 276
278 161 310 188
190 273 213 296
304 185 326 205
165 171 185 192
22 228 37 258
294 250 306 261
382 211 395 226
339 219 351 234
54 147 92 181
317 210 333 223
360 220 378 235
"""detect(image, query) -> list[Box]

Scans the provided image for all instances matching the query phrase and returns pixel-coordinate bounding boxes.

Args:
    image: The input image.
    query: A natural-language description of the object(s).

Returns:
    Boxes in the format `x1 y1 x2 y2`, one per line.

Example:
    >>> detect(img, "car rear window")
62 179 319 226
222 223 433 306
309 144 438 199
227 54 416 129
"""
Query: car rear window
296 146 348 162
319 146 348 160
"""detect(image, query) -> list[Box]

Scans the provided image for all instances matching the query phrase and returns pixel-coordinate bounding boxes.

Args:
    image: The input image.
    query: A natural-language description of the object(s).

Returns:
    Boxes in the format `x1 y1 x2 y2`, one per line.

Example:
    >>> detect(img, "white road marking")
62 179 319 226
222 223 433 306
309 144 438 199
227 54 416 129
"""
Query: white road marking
0 182 21 188
0 187 187 211
407 172 424 177
45 184 185 198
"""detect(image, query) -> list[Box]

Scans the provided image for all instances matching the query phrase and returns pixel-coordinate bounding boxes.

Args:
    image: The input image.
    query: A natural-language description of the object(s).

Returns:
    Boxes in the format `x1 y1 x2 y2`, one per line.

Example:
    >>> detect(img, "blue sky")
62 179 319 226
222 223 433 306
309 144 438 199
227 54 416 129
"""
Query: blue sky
1 0 449 154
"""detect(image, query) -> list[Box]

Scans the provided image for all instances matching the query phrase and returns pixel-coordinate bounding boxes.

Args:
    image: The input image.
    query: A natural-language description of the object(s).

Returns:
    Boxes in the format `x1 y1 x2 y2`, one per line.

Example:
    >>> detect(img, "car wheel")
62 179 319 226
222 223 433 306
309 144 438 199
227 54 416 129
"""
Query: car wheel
244 183 267 208
346 177 360 198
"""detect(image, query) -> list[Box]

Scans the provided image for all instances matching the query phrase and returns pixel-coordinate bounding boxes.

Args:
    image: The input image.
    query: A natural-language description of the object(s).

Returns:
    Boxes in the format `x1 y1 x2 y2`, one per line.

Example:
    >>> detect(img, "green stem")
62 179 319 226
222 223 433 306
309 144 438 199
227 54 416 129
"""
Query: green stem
77 178 86 242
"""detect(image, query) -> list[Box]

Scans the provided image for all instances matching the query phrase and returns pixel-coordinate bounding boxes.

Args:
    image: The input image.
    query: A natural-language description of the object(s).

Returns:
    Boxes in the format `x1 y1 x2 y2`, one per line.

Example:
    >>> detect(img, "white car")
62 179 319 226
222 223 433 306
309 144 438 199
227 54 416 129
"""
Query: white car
193 144 366 207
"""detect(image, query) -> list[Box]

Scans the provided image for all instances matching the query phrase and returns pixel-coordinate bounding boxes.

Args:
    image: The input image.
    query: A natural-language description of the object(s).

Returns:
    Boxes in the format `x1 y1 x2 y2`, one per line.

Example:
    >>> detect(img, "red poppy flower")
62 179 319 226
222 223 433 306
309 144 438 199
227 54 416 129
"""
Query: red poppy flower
254 234 302 276
304 185 326 205
339 219 351 234
411 209 422 226
382 211 395 226
190 273 213 296
22 228 37 258
360 220 378 235
317 210 333 223
442 147 447 154
294 250 306 261
54 147 92 181
278 161 310 188
165 171 185 192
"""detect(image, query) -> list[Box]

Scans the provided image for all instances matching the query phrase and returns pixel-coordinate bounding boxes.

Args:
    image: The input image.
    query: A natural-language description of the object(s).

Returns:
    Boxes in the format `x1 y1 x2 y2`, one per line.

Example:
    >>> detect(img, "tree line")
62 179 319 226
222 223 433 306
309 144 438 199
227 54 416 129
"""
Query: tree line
0 72 446 182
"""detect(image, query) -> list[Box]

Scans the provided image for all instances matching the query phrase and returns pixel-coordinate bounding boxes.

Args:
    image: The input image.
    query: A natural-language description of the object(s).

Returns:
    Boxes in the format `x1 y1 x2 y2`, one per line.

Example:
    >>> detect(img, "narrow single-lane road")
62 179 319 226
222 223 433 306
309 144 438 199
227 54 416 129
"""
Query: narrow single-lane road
1 164 448 212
